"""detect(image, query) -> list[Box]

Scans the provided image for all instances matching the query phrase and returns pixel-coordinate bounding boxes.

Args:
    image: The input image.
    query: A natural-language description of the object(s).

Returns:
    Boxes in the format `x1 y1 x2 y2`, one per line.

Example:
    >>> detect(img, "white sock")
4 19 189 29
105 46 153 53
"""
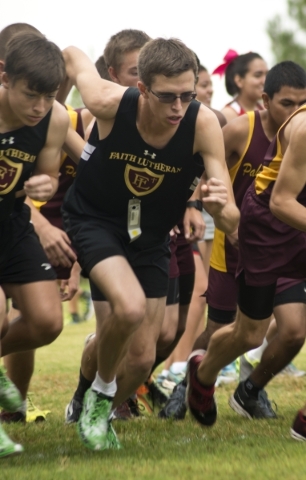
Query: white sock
170 362 187 374
247 338 268 362
92 372 117 397
161 369 169 377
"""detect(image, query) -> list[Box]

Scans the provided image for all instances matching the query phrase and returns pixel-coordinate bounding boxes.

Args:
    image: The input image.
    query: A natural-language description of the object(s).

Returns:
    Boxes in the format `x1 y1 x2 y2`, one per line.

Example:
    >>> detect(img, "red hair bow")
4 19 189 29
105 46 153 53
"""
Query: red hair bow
212 49 239 76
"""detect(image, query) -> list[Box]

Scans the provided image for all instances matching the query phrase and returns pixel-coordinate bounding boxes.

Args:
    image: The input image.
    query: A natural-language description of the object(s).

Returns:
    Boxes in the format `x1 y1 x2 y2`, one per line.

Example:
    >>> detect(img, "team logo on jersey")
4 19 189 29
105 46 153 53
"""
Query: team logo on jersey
0 155 23 195
1 137 14 145
144 150 156 160
124 164 164 196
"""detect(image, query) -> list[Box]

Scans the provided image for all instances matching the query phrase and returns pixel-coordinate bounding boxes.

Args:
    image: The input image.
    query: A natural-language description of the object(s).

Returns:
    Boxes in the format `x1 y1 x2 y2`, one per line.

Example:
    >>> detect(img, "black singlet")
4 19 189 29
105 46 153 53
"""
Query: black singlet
63 88 203 245
0 109 52 221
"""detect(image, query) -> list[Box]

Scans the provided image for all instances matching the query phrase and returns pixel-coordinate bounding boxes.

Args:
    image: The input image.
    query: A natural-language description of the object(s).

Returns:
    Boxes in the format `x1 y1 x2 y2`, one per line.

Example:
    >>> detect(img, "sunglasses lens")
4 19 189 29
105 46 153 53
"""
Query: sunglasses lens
181 93 195 102
159 94 177 103
152 91 196 103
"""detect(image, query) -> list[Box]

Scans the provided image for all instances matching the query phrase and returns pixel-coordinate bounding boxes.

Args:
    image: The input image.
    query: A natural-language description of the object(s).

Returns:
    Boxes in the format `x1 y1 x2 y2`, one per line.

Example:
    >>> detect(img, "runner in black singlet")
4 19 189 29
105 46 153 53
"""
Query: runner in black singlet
0 29 69 455
61 38 239 450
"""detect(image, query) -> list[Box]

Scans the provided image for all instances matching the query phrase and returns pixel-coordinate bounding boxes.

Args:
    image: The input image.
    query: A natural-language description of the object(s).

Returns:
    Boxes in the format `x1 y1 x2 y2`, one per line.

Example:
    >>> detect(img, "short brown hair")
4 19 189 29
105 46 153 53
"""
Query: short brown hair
95 55 111 80
104 29 150 72
0 23 42 60
5 33 65 93
138 38 198 88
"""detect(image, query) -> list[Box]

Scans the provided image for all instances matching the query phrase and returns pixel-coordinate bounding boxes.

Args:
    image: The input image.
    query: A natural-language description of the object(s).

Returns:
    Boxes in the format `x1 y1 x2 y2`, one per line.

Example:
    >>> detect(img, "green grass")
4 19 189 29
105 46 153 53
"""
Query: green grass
1 318 306 479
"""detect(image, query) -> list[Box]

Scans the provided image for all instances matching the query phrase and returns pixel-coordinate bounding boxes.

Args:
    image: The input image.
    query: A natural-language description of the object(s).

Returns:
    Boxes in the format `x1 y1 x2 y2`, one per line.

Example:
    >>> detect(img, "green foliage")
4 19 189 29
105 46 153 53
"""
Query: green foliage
288 0 306 30
67 87 84 109
267 1 306 69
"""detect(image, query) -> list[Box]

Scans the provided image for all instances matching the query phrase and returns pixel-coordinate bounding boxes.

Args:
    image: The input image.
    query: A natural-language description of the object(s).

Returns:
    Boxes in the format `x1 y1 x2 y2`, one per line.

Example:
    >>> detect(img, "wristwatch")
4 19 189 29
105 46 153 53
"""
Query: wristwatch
186 200 203 212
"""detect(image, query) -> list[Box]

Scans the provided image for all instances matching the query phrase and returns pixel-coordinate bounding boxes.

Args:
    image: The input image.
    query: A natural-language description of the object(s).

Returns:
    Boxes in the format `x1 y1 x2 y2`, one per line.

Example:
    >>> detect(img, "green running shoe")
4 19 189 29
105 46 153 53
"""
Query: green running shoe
77 389 113 451
0 422 23 458
0 367 22 412
107 422 122 449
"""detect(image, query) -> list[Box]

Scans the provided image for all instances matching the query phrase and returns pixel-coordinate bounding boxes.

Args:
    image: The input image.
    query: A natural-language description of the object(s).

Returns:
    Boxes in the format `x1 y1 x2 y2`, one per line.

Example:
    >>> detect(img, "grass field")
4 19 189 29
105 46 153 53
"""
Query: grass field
1 316 306 480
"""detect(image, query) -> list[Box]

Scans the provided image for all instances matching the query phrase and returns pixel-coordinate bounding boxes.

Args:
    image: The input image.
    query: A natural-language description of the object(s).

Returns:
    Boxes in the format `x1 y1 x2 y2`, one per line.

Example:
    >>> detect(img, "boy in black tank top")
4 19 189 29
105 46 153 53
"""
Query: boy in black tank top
0 31 71 454
61 38 239 451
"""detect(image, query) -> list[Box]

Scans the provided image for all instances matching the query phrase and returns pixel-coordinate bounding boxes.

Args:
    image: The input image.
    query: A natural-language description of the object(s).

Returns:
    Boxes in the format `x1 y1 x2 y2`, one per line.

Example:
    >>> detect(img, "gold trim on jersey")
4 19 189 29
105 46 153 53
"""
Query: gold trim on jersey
210 112 255 272
255 104 306 195
60 105 78 166
124 164 164 196
229 112 255 185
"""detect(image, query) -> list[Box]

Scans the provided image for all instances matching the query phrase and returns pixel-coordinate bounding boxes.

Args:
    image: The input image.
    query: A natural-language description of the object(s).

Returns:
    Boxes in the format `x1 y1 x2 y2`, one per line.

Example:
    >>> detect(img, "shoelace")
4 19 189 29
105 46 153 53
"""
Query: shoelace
258 391 277 414
27 393 36 412
90 397 111 422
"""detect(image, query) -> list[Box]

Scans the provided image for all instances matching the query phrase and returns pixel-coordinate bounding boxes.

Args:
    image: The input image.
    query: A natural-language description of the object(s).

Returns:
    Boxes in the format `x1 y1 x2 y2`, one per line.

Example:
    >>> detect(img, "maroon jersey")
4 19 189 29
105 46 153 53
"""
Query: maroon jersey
237 105 306 286
210 111 269 274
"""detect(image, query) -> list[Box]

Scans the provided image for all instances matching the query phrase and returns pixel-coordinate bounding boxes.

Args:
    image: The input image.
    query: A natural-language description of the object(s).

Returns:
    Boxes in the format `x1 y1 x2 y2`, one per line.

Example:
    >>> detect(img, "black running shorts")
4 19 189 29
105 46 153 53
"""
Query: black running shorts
0 204 56 284
65 215 170 299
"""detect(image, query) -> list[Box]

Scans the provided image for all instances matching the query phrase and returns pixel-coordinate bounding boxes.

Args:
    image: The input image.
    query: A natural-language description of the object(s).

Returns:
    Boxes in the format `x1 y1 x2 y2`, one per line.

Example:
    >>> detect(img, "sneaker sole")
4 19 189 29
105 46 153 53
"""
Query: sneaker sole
0 444 23 458
228 395 253 420
290 428 306 441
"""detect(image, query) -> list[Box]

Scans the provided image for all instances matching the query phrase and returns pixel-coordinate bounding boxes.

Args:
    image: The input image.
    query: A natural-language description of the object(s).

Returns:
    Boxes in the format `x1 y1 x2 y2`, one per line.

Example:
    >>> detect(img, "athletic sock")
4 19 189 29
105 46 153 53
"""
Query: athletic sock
246 338 268 363
74 369 92 400
244 378 261 399
170 361 187 374
92 372 117 397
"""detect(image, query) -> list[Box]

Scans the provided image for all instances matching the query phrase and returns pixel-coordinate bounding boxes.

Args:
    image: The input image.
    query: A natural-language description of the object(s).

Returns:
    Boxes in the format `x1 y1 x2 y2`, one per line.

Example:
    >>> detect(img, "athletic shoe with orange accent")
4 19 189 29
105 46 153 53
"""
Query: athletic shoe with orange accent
137 379 168 414
126 396 145 417
186 353 217 426
136 384 154 415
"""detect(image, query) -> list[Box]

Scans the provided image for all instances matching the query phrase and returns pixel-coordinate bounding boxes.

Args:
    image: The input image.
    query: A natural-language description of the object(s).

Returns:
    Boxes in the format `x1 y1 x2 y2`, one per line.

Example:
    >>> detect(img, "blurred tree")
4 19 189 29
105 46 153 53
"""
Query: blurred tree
267 0 306 69
67 87 84 109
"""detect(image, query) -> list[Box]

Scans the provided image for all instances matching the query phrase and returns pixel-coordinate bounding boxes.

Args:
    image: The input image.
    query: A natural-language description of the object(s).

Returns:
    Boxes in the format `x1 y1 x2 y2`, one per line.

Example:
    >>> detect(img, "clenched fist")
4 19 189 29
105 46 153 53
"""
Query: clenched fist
24 174 54 201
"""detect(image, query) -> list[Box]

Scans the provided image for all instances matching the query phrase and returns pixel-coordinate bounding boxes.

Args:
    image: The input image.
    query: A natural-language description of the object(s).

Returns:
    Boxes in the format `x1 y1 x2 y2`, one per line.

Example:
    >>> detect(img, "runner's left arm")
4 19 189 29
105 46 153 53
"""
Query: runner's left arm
194 105 240 235
183 178 205 241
